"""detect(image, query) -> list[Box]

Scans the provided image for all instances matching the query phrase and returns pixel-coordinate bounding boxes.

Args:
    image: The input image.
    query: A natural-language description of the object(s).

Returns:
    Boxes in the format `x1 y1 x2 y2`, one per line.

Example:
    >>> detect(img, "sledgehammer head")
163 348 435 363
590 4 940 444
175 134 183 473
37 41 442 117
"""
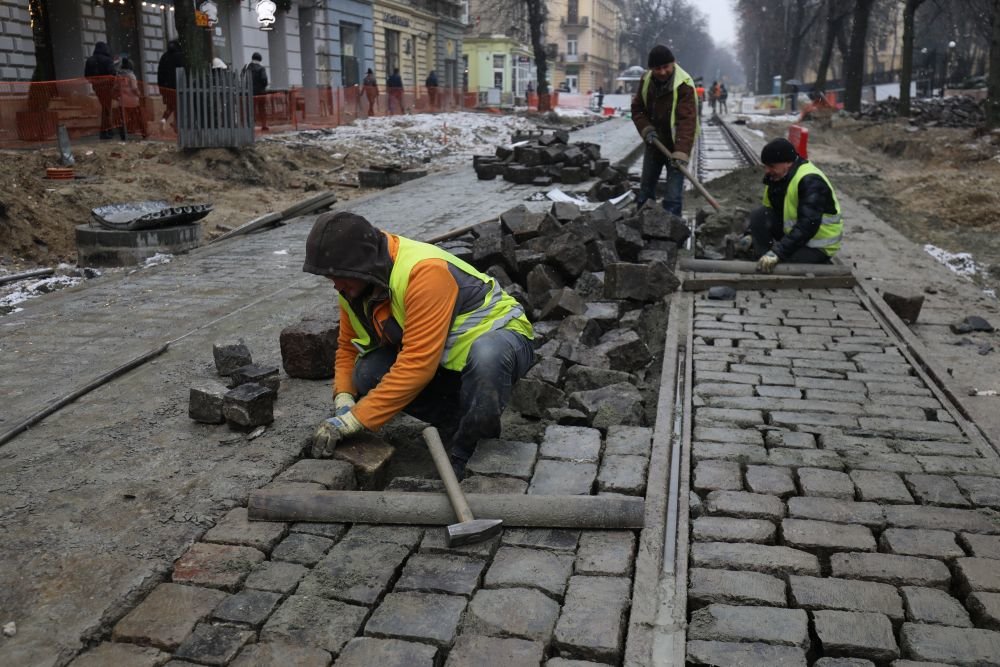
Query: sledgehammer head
447 518 503 547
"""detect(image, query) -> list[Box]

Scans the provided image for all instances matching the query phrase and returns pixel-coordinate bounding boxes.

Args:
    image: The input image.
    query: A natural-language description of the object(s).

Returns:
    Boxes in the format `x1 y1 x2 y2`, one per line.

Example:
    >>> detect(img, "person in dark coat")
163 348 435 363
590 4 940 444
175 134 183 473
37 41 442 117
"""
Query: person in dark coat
362 68 378 115
246 52 269 131
387 68 404 115
85 41 116 139
425 70 439 110
156 40 185 131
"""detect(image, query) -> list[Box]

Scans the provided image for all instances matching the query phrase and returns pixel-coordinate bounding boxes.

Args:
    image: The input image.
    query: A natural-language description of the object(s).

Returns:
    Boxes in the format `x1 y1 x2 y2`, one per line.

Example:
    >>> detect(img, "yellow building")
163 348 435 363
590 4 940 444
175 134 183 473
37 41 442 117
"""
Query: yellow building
461 0 538 100
546 0 623 93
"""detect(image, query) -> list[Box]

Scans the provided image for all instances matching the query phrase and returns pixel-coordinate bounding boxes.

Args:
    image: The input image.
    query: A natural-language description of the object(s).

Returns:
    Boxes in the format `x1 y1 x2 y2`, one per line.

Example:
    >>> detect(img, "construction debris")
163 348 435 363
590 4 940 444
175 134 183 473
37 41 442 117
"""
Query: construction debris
213 339 253 376
855 95 985 127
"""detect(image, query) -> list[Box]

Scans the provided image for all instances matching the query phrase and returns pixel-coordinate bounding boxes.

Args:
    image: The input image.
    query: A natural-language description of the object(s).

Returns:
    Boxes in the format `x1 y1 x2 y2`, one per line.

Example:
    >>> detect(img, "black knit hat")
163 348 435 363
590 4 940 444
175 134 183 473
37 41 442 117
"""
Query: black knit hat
647 45 675 68
302 211 390 290
760 138 799 165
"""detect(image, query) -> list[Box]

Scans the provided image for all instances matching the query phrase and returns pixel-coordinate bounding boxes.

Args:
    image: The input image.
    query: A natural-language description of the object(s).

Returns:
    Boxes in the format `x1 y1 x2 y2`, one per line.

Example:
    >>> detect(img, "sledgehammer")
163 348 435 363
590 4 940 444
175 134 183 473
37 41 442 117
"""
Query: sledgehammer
422 426 502 546
650 136 722 211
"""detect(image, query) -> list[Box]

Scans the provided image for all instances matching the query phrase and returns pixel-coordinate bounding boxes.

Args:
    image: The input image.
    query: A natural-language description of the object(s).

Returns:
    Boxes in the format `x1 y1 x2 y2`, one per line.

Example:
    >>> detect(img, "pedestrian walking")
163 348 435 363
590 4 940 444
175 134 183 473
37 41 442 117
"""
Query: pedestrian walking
304 212 535 478
85 41 116 139
362 68 378 115
387 68 404 115
245 52 269 131
719 83 729 115
630 44 699 216
114 57 146 139
156 40 184 132
425 70 439 110
750 138 844 271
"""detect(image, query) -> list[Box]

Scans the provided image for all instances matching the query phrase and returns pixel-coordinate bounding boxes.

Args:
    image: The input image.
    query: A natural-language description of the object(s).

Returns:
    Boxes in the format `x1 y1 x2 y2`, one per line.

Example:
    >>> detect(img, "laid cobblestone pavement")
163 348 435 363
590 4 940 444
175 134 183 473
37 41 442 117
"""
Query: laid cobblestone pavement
686 289 1000 666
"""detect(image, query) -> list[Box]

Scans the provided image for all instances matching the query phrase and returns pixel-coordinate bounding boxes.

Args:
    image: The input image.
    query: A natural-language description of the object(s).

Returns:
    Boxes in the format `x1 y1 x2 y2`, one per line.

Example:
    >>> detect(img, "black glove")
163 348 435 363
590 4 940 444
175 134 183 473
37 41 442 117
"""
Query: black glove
644 129 659 146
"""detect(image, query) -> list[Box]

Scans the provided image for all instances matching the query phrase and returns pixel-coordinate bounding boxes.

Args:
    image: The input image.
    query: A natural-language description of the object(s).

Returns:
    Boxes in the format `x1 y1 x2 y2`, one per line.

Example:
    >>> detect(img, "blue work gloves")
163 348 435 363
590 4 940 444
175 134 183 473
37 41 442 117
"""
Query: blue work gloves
333 392 356 416
312 410 363 458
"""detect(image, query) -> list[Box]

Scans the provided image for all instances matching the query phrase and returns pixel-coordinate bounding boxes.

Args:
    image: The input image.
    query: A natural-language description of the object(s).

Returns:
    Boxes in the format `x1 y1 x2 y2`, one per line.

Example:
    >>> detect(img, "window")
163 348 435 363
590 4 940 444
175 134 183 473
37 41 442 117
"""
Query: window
567 36 577 55
493 55 505 69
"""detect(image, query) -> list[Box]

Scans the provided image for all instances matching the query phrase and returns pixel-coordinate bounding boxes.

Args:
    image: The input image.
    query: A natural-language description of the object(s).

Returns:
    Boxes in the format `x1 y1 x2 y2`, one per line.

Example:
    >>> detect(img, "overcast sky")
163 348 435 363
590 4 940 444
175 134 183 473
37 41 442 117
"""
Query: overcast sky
699 0 738 47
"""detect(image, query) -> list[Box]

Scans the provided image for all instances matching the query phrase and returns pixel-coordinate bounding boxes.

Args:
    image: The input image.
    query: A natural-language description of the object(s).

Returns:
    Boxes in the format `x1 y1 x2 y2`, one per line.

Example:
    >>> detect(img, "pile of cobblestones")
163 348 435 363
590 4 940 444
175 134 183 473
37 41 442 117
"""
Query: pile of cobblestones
856 95 985 127
686 290 1000 665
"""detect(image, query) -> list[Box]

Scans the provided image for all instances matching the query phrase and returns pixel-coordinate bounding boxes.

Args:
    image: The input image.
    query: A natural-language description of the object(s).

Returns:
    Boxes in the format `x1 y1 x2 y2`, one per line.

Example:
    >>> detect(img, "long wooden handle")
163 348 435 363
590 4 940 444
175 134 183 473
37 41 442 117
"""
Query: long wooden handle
422 426 474 523
651 137 722 211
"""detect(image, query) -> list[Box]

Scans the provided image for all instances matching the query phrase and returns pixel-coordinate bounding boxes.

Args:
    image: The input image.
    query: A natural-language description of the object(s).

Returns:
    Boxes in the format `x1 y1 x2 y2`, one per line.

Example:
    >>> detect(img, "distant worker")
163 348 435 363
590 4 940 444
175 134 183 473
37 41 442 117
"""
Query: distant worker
362 68 378 115
387 68 404 114
751 137 843 272
719 83 729 115
695 81 705 116
85 41 116 139
304 212 535 478
709 80 720 114
156 39 185 132
425 70 439 110
630 45 698 216
246 52 269 131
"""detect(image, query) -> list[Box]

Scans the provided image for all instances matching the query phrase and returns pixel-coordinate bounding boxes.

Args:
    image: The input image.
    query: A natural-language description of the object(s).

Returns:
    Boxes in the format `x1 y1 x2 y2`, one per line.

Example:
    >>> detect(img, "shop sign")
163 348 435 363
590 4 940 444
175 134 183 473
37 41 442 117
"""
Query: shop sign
195 10 211 27
518 56 530 63
383 13 410 28
198 0 218 27
255 0 277 30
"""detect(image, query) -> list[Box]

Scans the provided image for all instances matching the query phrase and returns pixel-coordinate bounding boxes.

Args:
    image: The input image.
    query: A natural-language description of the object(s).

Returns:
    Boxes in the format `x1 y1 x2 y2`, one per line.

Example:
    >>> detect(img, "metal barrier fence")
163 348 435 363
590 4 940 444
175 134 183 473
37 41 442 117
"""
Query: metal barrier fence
176 68 254 149
0 78 565 149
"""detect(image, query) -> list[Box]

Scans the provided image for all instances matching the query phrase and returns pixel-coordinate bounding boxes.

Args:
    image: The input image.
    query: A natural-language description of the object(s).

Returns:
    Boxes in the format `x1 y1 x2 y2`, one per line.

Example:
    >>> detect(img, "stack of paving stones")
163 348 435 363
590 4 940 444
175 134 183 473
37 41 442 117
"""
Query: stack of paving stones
685 289 1000 666
188 340 281 431
855 95 985 127
74 443 650 665
473 130 630 201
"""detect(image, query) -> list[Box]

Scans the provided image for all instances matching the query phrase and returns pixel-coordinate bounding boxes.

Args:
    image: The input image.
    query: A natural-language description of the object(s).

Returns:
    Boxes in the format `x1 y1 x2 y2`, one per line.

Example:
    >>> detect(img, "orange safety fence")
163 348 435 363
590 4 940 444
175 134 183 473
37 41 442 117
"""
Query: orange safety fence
0 77 566 149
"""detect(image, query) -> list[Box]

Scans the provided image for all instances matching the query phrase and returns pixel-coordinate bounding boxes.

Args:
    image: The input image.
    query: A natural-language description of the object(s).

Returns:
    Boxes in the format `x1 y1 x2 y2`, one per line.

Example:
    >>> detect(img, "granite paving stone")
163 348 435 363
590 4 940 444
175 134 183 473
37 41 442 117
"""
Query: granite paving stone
395 553 486 597
68 643 170 667
920 457 1000 477
603 425 652 456
335 637 437 667
694 460 743 492
462 588 560 642
212 589 283 627
466 439 538 479
173 623 255 666
787 497 886 528
745 466 797 497
444 636 544 667
484 546 574 598
693 442 768 464
290 521 348 540
900 587 972 627
276 459 356 489
524 455 598 495
812 659 875 667
460 475 529 495
502 528 580 552
906 474 971 507
954 557 1000 594
850 470 914 504
596 454 648 495
769 448 844 470
691 517 777 544
781 519 876 552
960 533 1000 558
695 382 757 397
260 594 367 655
364 592 467 647
879 529 965 559
574 531 636 577
884 505 1000 534
788 576 903 620
798 468 856 499
684 640 807 666
271 533 335 566
812 610 899 662
704 490 784 521
842 452 924 474
296 538 412 606
954 475 1000 508
693 426 763 445
695 408 765 428
765 431 816 449
688 604 809 647
966 592 1000 631
202 507 287 553
899 623 1000 665
243 560 308 594
172 542 266 592
553 576 631 663
692 542 820 576
688 568 787 608
830 553 951 588
857 418 962 440
420 528 501 559
539 425 602 462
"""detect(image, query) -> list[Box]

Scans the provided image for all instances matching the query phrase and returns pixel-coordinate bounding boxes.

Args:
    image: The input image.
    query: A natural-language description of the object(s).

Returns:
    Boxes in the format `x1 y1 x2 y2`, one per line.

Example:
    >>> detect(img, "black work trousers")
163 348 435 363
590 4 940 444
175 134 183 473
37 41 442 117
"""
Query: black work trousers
748 205 831 264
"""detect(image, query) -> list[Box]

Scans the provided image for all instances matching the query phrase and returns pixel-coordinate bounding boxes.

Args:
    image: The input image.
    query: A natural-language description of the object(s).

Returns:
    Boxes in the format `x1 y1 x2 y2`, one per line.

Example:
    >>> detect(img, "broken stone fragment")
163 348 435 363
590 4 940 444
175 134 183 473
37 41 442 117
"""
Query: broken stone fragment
189 381 230 423
223 383 275 430
230 364 280 393
539 288 587 320
509 378 566 419
882 291 924 324
213 339 252 376
708 286 737 300
568 382 645 428
279 319 338 379
950 315 994 334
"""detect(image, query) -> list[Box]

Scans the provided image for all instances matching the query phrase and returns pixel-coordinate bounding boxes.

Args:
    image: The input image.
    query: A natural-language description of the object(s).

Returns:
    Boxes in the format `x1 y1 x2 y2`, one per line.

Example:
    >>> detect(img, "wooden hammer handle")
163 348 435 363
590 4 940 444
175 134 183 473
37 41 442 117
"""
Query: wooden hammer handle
422 426 474 524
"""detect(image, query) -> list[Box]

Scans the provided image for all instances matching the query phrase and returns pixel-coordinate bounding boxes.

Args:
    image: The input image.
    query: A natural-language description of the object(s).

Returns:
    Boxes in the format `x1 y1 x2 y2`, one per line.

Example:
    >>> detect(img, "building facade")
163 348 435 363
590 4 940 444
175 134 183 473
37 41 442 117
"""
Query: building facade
461 0 539 100
545 0 622 94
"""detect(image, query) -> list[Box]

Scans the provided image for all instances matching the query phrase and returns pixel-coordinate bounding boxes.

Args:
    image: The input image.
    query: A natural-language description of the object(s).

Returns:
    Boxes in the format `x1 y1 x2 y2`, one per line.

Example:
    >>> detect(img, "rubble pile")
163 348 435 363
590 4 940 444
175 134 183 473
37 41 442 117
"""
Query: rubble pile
473 130 631 201
856 95 985 127
440 198 690 431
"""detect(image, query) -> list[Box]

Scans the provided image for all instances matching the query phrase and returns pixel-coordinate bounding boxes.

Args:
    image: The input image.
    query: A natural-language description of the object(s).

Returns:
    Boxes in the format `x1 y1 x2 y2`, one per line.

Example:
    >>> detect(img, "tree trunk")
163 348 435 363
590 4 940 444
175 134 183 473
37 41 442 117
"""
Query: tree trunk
525 0 550 110
814 1 848 92
899 0 926 116
844 0 876 112
988 0 1000 129
174 0 212 73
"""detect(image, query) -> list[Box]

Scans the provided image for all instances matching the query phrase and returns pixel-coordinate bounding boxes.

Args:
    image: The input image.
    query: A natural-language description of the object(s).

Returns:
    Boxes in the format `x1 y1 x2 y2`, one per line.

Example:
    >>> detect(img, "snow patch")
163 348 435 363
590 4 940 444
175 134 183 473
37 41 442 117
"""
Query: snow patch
142 253 174 267
0 275 82 311
923 244 983 278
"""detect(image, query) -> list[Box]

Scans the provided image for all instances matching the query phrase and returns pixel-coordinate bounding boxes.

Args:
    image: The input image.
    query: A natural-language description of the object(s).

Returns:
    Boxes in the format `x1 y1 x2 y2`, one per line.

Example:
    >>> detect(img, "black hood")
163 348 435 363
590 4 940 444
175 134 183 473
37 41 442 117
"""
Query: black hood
302 211 392 291
94 42 112 57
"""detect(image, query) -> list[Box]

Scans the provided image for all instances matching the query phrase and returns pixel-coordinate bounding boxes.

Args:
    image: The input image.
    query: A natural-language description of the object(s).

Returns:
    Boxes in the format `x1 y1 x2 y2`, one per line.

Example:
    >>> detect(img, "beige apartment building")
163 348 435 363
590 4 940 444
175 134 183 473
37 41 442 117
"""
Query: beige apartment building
546 0 623 94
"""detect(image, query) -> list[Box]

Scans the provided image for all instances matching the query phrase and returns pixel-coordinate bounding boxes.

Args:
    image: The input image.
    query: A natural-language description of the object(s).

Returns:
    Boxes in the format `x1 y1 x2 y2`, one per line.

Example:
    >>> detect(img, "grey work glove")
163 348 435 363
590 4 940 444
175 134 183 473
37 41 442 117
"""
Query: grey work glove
333 392 356 417
311 412 363 458
670 151 689 166
757 251 780 274
642 127 659 146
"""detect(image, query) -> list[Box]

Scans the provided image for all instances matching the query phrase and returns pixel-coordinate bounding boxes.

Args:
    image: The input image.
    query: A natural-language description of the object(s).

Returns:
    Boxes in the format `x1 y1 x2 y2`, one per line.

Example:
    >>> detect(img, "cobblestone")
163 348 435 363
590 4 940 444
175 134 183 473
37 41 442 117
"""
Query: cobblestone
420 527 501 559
900 623 1000 665
967 592 1000 631
484 546 573 598
788 576 903 620
688 568 787 608
260 594 367 655
466 439 538 479
770 448 845 470
960 533 1000 558
462 587 560 642
604 425 652 456
445 636 544 667
68 644 170 667
851 470 914 504
879 528 965 559
540 425 602 462
906 474 971 507
528 460 597 495
745 465 797 497
694 460 743 492
395 553 486 597
693 441 769 464
900 586 972 627
955 557 1000 594
798 468 856 499
704 490 785 521
685 640 807 666
213 589 284 627
787 497 886 527
830 553 951 588
335 637 437 667
173 623 254 666
781 519 876 552
172 543 266 592
502 528 579 552
812 610 899 662
297 538 412 606
692 542 820 576
693 426 764 445
202 508 287 554
243 561 308 594
695 407 765 428
553 576 631 663
884 505 1000 534
272 533 335 566
364 592 467 647
954 475 1000 507
596 454 648 495
688 604 809 647
765 431 816 449
276 459 357 489
574 531 636 577
691 517 777 544
842 452 924 474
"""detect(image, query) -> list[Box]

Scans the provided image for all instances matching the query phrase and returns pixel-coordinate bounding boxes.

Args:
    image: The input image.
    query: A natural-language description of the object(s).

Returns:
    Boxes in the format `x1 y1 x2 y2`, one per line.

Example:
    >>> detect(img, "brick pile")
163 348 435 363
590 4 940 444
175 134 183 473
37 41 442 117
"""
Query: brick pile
686 289 1000 665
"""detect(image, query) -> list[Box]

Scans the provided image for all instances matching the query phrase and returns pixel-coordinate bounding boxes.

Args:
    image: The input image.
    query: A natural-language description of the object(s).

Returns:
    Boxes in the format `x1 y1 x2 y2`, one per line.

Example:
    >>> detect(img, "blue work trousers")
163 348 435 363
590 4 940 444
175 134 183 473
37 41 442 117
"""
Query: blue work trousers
353 328 535 463
637 142 685 216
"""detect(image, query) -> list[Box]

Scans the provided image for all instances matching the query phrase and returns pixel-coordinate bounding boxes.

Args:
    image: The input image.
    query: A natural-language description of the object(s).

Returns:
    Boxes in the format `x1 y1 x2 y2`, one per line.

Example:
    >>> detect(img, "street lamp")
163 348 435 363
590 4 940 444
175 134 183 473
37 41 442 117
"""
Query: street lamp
946 40 957 90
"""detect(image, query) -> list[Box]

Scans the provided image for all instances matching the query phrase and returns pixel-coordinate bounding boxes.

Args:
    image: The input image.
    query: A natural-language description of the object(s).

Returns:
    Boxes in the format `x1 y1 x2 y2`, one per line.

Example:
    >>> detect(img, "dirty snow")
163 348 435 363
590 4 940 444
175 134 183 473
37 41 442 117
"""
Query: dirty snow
923 243 983 278
0 275 82 314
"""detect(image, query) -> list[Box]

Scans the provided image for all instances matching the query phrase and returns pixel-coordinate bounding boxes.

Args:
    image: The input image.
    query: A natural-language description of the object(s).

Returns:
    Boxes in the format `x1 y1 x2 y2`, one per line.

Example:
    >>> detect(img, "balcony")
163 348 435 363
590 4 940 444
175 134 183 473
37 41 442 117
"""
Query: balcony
560 15 589 28
558 53 589 64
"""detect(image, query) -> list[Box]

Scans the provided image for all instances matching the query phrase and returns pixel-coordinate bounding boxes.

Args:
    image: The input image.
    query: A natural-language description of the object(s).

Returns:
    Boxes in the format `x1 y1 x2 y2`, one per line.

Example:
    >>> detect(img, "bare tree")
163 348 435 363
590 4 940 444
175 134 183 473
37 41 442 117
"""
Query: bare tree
780 0 824 84
173 0 212 71
988 0 1000 128
899 0 928 115
813 0 853 92
843 0 877 112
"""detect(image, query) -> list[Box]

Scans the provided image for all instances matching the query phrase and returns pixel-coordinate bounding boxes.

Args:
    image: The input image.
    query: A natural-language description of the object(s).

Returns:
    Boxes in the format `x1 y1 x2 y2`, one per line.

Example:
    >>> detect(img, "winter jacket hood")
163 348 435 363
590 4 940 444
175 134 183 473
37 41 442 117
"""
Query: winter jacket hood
303 212 392 292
